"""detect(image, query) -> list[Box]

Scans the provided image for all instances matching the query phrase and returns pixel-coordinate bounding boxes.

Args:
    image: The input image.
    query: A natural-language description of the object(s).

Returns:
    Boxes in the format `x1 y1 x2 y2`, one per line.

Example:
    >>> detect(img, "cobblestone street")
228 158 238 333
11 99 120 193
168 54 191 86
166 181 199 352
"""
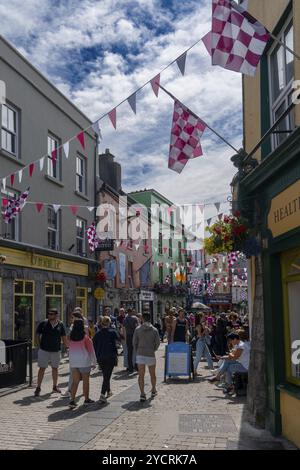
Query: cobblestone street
0 345 296 451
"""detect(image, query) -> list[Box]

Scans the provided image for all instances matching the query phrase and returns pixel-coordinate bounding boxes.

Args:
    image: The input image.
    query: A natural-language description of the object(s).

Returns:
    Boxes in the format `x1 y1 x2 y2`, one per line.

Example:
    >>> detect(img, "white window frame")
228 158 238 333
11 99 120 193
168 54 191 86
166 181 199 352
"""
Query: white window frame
268 16 294 149
76 154 87 195
1 103 18 157
1 189 20 241
47 207 60 250
47 133 61 180
76 217 86 256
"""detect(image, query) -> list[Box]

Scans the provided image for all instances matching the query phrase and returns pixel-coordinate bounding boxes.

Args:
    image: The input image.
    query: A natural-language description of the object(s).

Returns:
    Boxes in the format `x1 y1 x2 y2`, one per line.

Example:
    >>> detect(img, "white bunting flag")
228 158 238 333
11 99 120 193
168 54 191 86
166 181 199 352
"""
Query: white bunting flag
2 178 6 191
18 170 23 184
87 206 95 212
176 52 187 76
166 263 170 269
115 240 120 248
214 203 221 213
127 93 137 114
135 243 140 251
52 204 61 213
39 157 45 172
92 120 103 140
63 142 70 159
150 74 160 97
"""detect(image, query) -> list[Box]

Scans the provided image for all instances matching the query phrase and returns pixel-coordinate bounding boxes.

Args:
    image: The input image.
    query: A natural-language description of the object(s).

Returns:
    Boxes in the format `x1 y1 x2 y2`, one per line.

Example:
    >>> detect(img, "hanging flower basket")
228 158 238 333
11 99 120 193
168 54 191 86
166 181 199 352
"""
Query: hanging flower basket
204 212 257 256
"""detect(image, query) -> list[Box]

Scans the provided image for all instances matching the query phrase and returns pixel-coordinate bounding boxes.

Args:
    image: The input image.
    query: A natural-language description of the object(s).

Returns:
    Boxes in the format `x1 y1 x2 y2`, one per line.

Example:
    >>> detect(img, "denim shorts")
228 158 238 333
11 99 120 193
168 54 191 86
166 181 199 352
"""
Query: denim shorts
71 367 91 375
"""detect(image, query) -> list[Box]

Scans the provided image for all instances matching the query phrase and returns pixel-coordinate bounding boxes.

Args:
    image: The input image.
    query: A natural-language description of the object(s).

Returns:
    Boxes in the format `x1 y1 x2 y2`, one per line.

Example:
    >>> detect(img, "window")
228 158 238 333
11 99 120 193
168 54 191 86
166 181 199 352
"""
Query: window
159 265 164 284
178 241 182 261
169 268 174 285
76 287 87 316
269 20 294 148
1 190 20 241
76 218 86 256
76 155 87 194
158 232 163 255
128 261 134 288
45 283 63 322
282 249 300 386
48 207 60 250
1 103 18 156
169 239 173 258
13 280 34 343
47 134 61 180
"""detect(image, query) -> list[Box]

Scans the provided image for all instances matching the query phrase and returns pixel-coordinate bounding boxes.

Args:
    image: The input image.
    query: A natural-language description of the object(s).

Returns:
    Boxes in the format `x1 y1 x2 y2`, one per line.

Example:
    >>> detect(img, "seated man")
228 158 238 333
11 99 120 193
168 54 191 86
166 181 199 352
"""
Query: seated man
208 331 250 395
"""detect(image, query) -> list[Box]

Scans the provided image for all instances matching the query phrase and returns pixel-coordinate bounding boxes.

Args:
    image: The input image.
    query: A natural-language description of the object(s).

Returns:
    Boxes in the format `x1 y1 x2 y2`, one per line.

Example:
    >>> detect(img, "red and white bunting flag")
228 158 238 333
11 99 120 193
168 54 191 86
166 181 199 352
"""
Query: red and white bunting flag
87 222 99 252
18 170 23 184
52 204 61 213
176 52 187 76
52 148 57 162
76 131 85 150
150 74 160 97
63 142 70 159
108 108 117 130
168 100 206 173
10 174 15 187
2 198 8 207
29 163 35 177
36 203 44 213
39 157 45 172
70 205 78 215
127 93 137 114
2 187 30 224
205 0 270 76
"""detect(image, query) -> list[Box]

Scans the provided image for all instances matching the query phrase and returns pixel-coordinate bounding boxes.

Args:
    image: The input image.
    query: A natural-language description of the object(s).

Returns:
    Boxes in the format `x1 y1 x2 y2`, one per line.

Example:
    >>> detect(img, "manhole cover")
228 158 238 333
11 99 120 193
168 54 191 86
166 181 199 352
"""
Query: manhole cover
179 414 237 434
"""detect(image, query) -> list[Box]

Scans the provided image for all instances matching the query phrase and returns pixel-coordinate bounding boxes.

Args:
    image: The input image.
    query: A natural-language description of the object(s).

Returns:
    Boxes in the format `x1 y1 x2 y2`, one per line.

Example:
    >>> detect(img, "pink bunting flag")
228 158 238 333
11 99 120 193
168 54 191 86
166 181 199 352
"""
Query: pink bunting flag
51 148 57 162
168 100 206 173
10 174 15 187
108 108 117 130
36 203 44 213
29 163 35 177
76 131 85 150
2 199 8 207
70 205 78 215
150 74 160 97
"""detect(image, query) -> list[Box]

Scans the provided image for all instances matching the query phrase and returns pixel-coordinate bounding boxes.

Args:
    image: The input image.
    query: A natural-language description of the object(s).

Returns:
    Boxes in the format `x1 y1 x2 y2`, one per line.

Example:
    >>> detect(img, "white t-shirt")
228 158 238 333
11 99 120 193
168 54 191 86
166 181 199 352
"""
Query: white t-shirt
234 340 250 370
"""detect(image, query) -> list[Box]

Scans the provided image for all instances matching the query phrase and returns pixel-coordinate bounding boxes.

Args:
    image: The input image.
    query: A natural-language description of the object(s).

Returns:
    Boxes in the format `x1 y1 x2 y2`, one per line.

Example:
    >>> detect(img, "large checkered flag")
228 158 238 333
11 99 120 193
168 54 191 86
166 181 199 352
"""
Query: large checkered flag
2 187 30 224
202 0 270 76
169 100 206 174
87 222 99 252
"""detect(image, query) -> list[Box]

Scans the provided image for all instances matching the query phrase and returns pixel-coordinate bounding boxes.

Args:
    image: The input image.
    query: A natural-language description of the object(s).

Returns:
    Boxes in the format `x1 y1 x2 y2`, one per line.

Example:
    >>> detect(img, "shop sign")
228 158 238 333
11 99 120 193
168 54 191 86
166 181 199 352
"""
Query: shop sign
139 290 154 301
95 239 114 252
94 288 105 300
268 180 300 238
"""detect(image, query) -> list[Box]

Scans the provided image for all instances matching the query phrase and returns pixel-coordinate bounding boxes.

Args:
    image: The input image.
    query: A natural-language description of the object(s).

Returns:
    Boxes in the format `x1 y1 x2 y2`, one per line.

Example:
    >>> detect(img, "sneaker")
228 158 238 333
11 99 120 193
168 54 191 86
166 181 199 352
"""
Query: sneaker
34 386 41 397
208 376 219 383
140 394 146 402
52 386 62 393
62 390 71 397
69 400 77 409
83 398 95 405
151 390 157 399
99 394 107 404
106 391 113 398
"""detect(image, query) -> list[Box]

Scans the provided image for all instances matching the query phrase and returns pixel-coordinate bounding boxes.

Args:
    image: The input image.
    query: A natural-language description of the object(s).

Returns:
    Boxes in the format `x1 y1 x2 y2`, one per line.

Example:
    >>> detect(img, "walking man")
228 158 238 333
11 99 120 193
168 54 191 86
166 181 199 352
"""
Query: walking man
123 308 138 373
133 312 160 402
34 309 68 396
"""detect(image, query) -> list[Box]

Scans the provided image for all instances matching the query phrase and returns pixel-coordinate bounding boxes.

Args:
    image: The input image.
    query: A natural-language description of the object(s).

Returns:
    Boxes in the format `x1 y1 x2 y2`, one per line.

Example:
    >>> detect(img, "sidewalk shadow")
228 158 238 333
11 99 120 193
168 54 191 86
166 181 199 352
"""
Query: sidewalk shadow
121 400 152 411
13 393 52 406
47 403 99 422
113 373 138 381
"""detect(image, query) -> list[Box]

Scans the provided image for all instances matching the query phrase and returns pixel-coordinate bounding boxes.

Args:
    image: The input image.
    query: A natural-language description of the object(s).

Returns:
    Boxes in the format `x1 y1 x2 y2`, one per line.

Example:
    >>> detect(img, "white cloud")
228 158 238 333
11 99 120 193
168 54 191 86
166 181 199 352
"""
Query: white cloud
0 0 242 208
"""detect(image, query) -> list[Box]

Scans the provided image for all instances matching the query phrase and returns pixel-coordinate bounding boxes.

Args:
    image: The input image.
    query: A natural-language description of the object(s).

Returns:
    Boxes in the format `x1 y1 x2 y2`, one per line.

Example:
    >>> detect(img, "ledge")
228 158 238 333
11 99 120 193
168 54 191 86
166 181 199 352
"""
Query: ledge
74 190 90 202
44 175 64 188
277 383 300 400
0 150 24 167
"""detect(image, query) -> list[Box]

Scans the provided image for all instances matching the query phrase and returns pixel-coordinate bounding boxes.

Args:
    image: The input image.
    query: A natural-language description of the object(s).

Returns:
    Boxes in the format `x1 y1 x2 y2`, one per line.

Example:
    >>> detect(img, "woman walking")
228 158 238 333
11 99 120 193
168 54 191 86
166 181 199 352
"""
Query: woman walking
133 313 160 402
93 316 119 404
193 324 214 375
68 319 96 409
171 308 189 343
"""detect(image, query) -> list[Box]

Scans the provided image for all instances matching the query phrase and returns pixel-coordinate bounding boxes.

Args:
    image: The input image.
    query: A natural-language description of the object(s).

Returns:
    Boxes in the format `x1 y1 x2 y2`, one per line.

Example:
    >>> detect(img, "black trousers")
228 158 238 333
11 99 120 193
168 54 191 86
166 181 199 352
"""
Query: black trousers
126 335 134 372
99 358 116 395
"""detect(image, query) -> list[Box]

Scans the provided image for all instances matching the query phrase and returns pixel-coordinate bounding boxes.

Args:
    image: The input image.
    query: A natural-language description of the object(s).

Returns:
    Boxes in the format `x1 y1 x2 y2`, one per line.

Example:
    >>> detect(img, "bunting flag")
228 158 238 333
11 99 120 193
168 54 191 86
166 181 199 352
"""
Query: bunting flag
150 74 160 97
39 157 45 172
76 131 85 150
92 120 102 140
87 222 99 252
2 178 6 191
18 170 23 184
63 142 70 159
198 204 204 213
176 52 187 76
207 282 214 297
204 0 270 76
36 203 44 213
10 174 15 187
29 163 35 177
70 205 78 215
108 108 117 129
168 100 206 173
127 93 137 114
2 187 30 224
87 206 95 212
51 148 57 162
52 204 61 213
207 218 212 227
218 213 223 220
214 202 221 212
2 198 8 207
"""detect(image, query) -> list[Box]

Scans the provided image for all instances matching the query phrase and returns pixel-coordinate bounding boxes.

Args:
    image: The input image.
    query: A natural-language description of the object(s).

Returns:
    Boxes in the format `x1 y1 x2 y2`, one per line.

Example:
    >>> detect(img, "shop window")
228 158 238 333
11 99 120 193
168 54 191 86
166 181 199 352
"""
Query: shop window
76 287 87 316
282 249 300 386
13 280 34 343
45 282 63 322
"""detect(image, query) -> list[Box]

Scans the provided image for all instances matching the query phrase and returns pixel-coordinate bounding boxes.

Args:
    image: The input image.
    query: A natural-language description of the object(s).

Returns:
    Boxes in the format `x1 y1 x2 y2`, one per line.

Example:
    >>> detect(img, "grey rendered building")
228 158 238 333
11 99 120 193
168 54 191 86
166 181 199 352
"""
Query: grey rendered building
0 35 99 345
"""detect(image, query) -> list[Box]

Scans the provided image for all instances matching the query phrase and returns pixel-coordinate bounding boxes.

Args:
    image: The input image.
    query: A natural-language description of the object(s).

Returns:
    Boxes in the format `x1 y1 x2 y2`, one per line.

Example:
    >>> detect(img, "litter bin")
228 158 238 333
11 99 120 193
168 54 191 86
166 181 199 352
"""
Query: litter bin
0 340 29 388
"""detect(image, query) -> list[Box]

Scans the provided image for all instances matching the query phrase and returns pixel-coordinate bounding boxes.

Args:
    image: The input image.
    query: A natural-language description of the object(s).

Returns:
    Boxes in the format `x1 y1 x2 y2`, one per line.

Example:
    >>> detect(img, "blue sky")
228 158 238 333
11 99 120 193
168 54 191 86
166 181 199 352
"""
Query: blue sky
0 0 243 218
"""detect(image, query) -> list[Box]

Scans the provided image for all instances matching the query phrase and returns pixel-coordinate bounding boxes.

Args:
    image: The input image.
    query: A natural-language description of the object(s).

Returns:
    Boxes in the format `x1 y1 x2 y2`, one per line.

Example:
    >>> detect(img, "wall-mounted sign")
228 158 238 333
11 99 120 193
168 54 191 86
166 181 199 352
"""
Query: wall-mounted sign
94 288 105 300
268 180 300 238
95 239 114 252
139 290 154 301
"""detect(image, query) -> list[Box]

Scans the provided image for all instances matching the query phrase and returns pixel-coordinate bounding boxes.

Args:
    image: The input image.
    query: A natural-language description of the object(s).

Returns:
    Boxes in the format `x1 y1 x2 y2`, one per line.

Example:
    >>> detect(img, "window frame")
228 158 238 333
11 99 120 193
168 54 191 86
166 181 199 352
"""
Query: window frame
1 189 20 241
76 154 87 195
45 282 64 323
13 279 35 344
76 287 88 318
76 217 87 256
47 133 62 181
1 102 19 158
47 207 61 251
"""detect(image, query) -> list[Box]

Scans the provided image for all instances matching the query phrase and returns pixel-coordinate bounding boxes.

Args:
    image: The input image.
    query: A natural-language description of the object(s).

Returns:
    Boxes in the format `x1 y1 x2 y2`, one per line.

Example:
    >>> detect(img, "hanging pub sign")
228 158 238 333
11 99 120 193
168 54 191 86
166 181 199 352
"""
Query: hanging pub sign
95 239 114 252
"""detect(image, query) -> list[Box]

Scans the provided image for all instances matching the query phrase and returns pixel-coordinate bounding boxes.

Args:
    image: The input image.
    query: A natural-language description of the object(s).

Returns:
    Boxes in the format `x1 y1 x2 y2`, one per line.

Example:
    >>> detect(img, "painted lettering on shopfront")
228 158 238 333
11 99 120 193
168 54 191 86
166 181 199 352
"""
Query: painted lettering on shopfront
268 180 300 238
31 255 61 270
